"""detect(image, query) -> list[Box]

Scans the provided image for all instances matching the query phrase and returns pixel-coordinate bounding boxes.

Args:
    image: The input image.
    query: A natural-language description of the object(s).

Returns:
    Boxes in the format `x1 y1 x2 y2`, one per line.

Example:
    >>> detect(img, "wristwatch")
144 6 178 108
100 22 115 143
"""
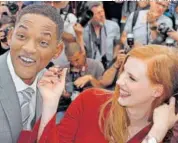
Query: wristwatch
145 135 157 143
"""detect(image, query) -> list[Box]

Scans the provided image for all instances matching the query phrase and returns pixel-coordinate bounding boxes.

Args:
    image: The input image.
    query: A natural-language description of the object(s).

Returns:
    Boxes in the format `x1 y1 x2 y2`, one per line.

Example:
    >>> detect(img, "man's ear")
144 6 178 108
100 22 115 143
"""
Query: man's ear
153 84 164 98
7 29 14 46
53 41 64 59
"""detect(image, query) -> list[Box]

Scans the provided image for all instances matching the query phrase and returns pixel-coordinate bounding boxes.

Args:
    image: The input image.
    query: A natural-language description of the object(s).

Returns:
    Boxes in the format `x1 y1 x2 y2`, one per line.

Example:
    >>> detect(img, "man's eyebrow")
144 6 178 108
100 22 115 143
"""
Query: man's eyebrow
17 24 28 30
41 31 52 38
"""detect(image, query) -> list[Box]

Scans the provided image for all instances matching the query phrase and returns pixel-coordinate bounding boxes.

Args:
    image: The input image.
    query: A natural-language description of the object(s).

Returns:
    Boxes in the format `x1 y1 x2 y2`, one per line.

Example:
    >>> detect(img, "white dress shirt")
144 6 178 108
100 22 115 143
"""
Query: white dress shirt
7 53 39 130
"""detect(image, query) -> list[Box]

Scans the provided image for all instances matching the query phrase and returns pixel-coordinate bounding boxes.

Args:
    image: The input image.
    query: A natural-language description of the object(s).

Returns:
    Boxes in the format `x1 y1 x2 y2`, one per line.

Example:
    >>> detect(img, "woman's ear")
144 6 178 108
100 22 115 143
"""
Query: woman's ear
153 84 164 98
53 41 64 59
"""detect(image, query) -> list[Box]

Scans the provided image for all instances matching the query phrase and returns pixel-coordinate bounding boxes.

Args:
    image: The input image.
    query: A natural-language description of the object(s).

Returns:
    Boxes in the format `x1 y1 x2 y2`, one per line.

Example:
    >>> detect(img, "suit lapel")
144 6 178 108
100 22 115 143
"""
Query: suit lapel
0 52 22 143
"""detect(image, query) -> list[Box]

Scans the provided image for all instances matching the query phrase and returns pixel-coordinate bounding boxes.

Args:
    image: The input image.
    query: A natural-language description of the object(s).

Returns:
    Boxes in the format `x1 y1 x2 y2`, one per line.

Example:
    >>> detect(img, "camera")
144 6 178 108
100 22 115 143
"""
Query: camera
127 33 134 47
152 23 173 45
157 23 173 39
6 2 19 15
76 2 93 27
65 70 84 93
77 9 93 27
165 37 175 47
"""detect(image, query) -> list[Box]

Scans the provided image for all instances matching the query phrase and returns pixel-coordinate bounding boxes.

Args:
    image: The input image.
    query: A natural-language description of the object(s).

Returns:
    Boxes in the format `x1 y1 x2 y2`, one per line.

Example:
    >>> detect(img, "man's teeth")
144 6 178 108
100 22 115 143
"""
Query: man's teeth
20 56 35 63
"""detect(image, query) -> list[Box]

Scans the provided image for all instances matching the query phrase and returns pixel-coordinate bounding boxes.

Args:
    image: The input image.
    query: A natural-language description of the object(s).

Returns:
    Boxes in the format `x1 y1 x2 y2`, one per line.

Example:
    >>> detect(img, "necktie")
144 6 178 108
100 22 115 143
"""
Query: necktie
19 87 35 130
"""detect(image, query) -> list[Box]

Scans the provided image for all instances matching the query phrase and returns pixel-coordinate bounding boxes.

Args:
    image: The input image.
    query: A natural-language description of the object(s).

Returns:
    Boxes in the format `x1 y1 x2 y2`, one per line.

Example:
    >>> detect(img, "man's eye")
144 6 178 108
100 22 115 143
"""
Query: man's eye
40 41 49 47
16 34 25 40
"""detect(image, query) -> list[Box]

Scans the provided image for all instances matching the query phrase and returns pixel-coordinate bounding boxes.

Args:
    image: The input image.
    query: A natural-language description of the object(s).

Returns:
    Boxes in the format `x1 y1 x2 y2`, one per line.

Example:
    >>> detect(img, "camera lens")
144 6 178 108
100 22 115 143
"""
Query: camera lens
78 10 93 27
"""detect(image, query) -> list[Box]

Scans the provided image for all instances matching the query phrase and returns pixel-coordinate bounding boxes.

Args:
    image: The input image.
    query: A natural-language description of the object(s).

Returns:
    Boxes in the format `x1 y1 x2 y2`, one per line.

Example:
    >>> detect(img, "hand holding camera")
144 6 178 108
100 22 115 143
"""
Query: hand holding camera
167 30 178 42
74 75 92 89
73 23 84 37
113 53 126 69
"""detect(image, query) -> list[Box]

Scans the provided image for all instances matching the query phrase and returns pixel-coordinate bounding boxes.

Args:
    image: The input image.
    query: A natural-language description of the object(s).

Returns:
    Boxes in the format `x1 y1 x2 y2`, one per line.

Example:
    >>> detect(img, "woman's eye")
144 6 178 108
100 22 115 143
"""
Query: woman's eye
129 76 136 81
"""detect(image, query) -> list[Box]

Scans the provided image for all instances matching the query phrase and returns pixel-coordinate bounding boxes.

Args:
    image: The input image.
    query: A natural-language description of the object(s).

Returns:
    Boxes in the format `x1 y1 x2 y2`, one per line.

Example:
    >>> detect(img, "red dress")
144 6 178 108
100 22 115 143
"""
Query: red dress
18 88 153 143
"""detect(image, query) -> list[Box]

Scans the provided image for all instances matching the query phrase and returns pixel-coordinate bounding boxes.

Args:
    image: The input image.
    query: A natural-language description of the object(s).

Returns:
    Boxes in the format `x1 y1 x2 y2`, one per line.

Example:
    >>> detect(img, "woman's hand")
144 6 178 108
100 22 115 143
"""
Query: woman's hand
148 97 178 142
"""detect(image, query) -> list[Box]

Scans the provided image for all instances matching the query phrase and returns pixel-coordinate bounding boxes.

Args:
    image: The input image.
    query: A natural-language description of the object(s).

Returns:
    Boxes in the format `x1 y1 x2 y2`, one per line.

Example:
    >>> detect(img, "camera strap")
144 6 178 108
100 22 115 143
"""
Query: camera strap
131 10 139 33
132 10 149 44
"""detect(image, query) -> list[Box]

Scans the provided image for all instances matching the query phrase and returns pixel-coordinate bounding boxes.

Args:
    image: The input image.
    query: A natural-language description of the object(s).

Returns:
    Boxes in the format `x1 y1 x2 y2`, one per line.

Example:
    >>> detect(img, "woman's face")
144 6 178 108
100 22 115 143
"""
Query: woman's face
117 57 157 108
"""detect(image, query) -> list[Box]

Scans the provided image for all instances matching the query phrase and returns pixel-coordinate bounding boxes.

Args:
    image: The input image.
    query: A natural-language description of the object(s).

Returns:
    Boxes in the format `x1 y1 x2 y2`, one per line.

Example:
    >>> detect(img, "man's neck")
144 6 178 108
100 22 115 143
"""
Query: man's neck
22 77 36 85
93 25 101 37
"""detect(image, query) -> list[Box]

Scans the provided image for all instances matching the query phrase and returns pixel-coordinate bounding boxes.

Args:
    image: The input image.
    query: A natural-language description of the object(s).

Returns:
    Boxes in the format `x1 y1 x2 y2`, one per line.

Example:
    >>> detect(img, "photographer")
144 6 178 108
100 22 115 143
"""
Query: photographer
56 42 104 122
0 3 11 18
0 2 20 16
121 1 172 47
0 15 15 55
76 2 120 69
65 42 104 96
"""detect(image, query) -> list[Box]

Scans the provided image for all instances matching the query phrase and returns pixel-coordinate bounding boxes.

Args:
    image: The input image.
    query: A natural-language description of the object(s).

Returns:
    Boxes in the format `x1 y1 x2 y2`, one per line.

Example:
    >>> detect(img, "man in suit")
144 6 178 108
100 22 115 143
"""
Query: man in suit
0 4 64 143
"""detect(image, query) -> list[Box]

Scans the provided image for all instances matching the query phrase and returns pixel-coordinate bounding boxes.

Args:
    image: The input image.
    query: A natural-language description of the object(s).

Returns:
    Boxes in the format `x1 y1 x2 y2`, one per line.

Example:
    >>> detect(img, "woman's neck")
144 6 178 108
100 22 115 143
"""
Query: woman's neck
126 103 152 139
127 107 151 127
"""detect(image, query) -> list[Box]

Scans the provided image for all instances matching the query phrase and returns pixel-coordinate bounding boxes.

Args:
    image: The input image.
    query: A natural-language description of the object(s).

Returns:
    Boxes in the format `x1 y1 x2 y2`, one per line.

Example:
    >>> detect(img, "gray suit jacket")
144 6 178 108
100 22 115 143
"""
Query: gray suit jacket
0 52 42 143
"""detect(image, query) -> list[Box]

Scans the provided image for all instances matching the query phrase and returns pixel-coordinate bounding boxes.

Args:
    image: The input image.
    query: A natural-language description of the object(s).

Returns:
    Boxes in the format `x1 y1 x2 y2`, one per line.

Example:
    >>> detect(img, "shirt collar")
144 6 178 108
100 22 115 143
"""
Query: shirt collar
7 52 39 93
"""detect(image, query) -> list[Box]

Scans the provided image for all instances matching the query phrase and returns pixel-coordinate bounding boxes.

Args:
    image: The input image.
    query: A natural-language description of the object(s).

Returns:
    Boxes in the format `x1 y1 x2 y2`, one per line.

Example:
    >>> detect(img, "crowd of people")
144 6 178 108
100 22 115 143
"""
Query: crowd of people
0 1 178 143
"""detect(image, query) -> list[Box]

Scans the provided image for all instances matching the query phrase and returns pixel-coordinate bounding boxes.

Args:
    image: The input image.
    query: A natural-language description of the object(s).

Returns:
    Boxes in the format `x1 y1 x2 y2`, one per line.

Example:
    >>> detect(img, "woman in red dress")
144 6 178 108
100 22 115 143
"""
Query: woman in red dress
19 45 178 143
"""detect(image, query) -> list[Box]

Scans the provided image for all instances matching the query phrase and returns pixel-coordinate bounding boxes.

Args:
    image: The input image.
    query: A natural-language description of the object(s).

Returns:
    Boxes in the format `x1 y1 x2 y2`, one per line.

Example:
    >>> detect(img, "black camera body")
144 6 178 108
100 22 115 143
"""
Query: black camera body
157 23 173 40
71 71 84 92
65 70 84 93
6 2 19 15
77 9 93 27
76 2 93 27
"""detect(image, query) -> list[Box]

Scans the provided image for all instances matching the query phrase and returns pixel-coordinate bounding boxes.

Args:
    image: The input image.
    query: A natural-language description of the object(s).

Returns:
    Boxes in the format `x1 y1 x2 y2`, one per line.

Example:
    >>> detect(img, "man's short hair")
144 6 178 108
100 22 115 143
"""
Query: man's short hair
16 4 64 41
65 42 82 57
87 1 103 10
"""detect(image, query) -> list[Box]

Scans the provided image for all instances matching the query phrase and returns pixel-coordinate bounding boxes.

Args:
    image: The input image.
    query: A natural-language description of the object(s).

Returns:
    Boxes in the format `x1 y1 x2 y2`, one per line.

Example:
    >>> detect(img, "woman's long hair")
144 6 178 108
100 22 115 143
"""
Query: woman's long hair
99 45 178 143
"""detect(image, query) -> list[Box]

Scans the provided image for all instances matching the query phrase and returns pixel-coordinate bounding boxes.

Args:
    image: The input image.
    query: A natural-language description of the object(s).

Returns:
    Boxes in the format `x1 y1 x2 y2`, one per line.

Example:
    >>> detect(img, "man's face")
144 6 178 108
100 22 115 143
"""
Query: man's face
9 14 63 84
67 51 85 69
150 1 169 17
137 1 149 8
0 5 11 18
91 5 106 26
44 1 69 9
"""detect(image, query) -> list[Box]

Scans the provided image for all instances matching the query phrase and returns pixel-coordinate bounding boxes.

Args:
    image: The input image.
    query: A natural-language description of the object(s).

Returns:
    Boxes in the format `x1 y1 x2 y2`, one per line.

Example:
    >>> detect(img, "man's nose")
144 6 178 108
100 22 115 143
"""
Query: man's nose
22 39 36 54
